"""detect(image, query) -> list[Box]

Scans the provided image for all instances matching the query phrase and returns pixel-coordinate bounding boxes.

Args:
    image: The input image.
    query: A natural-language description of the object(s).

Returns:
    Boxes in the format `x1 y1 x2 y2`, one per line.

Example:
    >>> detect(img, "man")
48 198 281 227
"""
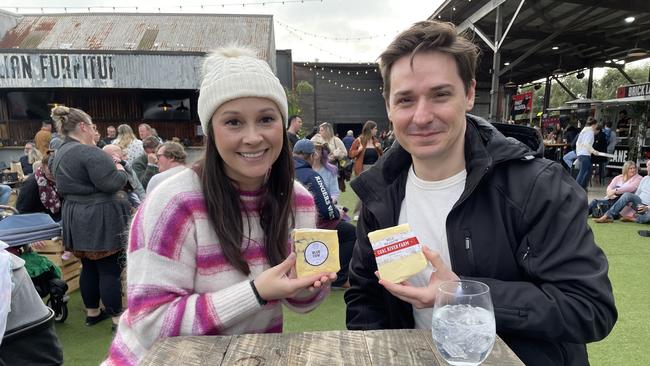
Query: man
102 125 117 145
342 130 355 152
34 120 52 155
292 139 355 288
132 136 161 190
287 115 302 149
19 142 35 175
102 144 145 207
575 118 601 190
616 109 630 138
146 141 187 194
344 21 616 366
138 123 162 143
595 161 650 224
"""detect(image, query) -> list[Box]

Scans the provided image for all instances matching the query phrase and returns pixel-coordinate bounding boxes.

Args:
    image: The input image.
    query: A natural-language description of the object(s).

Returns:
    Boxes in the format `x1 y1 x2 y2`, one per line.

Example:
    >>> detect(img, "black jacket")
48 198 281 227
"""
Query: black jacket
345 115 617 366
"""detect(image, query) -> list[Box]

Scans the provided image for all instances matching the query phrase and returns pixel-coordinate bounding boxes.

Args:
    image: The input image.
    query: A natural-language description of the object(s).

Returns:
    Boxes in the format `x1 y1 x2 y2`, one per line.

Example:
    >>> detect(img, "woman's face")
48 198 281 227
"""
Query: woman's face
211 97 284 191
371 126 378 136
319 126 325 136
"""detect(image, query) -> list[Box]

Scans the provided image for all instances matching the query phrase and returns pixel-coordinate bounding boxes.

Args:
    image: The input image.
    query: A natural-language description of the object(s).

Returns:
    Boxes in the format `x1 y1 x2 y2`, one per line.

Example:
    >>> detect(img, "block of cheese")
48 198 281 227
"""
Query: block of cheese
368 223 427 283
293 229 340 278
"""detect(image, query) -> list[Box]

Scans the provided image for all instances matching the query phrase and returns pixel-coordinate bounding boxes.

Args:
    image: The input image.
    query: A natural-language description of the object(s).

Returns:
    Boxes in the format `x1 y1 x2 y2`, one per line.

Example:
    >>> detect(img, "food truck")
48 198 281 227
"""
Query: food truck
596 82 650 172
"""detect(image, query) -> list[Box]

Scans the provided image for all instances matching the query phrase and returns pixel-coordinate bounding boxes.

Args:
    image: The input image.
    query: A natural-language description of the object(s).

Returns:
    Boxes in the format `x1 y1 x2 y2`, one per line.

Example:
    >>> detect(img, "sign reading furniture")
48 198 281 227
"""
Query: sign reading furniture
0 52 202 89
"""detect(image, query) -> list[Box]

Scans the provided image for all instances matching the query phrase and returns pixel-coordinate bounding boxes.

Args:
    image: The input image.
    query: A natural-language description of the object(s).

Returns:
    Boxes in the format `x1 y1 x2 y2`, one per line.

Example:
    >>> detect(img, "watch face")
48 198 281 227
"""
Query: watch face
304 241 329 266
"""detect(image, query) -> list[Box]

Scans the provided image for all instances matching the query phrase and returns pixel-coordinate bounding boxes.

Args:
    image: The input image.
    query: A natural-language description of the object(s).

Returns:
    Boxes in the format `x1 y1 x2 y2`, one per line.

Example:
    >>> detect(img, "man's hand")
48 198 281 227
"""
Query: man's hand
638 205 648 214
253 253 337 301
147 153 158 165
377 247 459 309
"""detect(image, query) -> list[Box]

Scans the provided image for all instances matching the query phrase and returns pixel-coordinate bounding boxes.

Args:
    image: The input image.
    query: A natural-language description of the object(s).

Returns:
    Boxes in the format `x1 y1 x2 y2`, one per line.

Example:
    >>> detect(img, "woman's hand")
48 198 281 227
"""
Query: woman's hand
377 247 459 309
253 253 337 301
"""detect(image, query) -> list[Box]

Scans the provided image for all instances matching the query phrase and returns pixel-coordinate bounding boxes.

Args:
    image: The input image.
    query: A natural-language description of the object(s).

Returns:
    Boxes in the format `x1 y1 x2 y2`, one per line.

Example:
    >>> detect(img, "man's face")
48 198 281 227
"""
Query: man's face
387 51 475 165
292 117 303 131
107 127 116 138
24 143 33 155
139 125 150 139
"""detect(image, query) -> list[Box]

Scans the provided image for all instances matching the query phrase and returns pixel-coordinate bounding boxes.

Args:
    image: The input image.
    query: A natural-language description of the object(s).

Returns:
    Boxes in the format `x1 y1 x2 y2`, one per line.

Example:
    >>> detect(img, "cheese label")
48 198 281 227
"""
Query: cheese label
368 224 427 283
304 241 329 266
292 229 340 278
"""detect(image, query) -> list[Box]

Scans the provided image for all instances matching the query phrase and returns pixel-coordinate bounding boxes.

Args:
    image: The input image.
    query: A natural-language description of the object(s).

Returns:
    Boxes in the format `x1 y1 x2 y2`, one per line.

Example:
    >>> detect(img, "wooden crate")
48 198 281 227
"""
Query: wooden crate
66 274 80 294
40 253 79 267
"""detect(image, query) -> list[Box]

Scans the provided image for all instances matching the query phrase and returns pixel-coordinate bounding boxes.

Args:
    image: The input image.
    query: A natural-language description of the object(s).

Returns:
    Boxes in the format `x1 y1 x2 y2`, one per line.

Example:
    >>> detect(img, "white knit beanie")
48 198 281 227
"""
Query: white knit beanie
198 46 288 134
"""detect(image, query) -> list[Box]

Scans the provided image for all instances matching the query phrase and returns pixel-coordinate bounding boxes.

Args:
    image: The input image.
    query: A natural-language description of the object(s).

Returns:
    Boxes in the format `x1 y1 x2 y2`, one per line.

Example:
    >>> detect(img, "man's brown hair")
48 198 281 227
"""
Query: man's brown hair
379 20 480 103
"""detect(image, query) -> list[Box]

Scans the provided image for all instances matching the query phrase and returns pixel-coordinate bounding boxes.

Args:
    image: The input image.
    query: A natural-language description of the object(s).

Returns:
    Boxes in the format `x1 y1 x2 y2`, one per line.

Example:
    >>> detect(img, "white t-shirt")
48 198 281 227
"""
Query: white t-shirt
576 127 595 156
398 165 467 329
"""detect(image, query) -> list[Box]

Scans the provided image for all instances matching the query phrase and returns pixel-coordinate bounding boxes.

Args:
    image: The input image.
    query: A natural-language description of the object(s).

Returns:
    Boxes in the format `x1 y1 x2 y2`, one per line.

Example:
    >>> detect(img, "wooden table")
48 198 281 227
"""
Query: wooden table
141 329 524 366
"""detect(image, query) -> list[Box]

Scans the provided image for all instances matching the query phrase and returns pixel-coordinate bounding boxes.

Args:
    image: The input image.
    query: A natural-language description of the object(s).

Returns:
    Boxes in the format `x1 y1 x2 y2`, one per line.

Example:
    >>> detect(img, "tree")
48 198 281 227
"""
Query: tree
594 67 649 101
285 80 314 117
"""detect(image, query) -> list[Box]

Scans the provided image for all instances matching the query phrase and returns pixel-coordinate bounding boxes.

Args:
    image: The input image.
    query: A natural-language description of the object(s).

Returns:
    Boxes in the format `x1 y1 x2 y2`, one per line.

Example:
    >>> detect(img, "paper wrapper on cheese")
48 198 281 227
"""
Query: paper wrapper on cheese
292 229 340 278
368 224 427 283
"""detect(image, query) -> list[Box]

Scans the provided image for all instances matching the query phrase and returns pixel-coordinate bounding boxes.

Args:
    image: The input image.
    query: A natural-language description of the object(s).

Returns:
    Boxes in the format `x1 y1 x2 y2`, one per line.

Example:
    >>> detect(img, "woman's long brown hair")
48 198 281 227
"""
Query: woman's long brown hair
359 120 378 147
195 121 295 275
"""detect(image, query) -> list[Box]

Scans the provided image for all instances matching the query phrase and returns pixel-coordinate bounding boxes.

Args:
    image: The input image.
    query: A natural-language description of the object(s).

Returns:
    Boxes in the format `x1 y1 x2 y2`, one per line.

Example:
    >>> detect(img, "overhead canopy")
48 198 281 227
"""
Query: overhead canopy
430 0 650 85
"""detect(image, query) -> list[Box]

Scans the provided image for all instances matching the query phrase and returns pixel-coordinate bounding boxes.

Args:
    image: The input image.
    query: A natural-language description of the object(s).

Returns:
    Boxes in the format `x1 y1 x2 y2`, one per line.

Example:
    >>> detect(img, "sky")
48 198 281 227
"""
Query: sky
1 0 444 63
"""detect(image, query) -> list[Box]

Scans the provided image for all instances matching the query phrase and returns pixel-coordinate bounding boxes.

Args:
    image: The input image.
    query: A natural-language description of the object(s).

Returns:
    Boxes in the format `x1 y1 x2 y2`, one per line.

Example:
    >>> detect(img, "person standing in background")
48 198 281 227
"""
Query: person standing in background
50 105 130 333
34 120 53 156
348 120 383 177
102 125 117 145
342 130 355 152
286 115 302 150
112 124 144 164
575 118 601 190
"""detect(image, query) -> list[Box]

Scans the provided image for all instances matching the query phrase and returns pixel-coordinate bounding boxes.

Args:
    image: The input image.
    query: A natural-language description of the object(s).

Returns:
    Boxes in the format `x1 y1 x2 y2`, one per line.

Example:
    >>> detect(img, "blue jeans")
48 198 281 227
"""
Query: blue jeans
0 184 11 205
563 150 577 170
576 155 592 189
606 192 650 223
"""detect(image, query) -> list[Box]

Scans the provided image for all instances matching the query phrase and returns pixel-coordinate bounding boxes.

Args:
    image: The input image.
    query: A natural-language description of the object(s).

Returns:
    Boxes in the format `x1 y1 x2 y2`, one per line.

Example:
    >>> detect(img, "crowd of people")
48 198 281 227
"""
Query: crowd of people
2 19 620 366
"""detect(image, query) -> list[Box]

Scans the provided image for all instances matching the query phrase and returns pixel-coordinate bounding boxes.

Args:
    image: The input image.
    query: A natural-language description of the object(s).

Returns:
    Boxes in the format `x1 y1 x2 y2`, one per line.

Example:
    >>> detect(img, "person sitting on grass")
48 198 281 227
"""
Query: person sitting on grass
588 160 642 217
595 161 650 224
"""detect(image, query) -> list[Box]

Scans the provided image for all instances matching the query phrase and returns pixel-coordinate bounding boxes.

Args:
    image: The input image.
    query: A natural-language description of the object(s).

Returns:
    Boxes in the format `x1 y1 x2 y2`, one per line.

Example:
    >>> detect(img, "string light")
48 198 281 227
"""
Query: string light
2 0 322 13
300 64 382 94
275 19 398 41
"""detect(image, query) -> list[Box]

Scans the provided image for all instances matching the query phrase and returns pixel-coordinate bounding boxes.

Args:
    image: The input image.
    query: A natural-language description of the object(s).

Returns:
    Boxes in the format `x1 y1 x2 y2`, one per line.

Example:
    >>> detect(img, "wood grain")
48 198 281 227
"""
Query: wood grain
141 329 524 366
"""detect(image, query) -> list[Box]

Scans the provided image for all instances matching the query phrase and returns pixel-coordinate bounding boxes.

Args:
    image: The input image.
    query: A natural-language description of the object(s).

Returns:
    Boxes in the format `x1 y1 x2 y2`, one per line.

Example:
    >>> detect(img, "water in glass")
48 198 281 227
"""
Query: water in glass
431 280 495 366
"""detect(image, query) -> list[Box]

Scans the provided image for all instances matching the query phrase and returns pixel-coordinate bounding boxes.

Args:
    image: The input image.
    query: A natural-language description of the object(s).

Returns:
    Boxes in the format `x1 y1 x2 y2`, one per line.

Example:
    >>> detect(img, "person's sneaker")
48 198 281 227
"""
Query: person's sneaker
85 310 110 326
594 215 613 223
639 230 650 237
621 216 637 223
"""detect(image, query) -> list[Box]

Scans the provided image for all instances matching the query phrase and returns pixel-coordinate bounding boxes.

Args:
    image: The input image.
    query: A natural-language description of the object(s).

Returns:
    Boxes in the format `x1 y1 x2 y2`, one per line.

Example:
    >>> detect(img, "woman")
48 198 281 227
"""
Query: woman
318 122 347 162
104 47 335 366
588 160 642 218
112 124 144 164
50 106 131 332
348 120 383 177
16 152 62 221
310 134 340 203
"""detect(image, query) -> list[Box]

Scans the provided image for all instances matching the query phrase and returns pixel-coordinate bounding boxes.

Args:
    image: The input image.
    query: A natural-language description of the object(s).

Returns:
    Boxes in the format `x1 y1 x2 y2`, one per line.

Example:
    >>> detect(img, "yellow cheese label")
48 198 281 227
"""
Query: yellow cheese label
292 229 340 278
368 223 427 283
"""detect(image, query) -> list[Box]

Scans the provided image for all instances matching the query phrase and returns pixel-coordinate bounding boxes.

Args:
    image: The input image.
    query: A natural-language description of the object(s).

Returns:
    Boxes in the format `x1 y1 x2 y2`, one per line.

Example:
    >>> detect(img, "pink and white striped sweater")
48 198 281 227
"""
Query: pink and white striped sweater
103 169 326 366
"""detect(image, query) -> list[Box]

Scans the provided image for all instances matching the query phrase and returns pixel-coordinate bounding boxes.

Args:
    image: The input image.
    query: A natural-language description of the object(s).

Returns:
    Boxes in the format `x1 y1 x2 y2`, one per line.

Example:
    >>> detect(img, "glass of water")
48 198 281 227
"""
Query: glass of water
431 280 496 366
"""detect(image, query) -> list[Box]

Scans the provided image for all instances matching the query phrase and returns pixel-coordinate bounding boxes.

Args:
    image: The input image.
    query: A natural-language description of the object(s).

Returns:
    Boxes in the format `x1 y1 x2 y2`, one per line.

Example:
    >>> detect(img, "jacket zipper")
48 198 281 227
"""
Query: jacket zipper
464 230 476 274
522 246 531 276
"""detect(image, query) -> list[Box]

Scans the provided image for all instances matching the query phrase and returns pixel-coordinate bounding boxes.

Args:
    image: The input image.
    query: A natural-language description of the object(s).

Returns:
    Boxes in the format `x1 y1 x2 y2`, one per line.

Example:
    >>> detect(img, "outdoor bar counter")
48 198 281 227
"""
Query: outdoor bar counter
141 329 524 366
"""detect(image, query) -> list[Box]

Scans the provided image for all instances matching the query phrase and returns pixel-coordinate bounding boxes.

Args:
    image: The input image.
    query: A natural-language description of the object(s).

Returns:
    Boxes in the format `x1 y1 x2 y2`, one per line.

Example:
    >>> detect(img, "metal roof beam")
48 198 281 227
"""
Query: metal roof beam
612 65 637 84
470 24 496 52
457 0 507 34
561 0 650 13
498 5 600 77
552 76 577 99
497 0 526 50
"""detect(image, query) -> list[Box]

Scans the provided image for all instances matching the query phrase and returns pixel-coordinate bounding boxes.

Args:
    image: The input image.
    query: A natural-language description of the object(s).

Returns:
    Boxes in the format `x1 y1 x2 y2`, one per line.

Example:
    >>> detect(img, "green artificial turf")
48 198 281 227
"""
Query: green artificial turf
54 183 648 365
